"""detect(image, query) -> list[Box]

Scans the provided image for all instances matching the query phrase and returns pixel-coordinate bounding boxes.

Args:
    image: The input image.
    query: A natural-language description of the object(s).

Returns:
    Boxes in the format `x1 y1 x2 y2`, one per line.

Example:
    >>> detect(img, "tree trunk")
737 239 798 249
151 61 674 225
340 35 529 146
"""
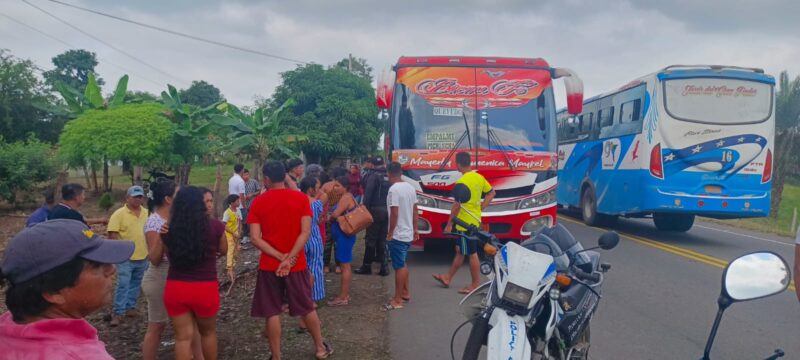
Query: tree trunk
91 166 99 194
213 163 224 218
103 160 110 192
253 159 262 182
53 170 68 202
133 166 143 186
81 165 92 189
176 163 192 186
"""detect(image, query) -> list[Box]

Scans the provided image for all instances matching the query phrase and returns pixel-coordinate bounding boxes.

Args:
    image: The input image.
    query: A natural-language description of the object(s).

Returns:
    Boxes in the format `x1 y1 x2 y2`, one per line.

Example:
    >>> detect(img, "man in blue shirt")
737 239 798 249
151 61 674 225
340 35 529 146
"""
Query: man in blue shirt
25 189 55 227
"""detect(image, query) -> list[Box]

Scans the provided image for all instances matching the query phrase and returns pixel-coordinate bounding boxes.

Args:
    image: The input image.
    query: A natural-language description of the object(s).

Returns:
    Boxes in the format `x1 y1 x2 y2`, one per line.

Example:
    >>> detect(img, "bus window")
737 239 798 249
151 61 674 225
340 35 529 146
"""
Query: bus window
620 99 642 124
599 107 614 128
577 114 585 133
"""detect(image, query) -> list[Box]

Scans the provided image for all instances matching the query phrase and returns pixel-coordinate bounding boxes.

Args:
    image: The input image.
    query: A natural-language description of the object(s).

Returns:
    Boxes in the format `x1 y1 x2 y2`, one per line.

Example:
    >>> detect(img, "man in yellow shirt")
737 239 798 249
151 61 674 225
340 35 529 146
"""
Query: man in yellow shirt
433 152 496 294
107 185 149 326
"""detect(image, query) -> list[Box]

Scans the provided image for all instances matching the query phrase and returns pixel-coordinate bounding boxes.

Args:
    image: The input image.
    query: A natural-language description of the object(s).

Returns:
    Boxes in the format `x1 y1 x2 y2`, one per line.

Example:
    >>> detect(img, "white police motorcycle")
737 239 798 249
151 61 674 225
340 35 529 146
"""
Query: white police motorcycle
448 184 619 360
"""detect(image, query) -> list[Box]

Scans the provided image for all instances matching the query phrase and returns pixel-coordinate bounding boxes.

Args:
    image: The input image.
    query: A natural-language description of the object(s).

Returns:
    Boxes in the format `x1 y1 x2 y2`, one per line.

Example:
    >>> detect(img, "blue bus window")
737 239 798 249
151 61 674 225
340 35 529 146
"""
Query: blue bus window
620 99 642 124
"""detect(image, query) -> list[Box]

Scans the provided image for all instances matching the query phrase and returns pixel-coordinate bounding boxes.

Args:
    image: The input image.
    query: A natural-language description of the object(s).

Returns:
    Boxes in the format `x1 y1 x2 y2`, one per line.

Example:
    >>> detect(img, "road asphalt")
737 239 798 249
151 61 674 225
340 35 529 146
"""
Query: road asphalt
384 214 799 360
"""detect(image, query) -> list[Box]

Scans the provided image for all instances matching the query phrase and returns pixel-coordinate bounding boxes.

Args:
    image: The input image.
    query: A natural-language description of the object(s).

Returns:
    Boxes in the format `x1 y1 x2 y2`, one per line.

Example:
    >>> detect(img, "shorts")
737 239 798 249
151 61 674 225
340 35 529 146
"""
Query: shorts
163 280 220 318
456 233 478 256
251 270 315 318
387 240 411 270
141 263 169 323
332 223 356 263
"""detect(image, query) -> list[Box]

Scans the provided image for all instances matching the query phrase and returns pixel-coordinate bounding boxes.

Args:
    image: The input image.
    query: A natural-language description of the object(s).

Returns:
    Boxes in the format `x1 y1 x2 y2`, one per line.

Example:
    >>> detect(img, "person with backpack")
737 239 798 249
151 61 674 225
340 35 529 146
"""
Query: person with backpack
355 156 390 276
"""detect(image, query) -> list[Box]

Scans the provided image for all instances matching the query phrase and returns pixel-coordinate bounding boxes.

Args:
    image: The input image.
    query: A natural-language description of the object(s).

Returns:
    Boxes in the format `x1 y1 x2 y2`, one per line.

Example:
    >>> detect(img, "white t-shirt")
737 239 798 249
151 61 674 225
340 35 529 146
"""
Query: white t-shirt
228 173 245 196
387 182 417 242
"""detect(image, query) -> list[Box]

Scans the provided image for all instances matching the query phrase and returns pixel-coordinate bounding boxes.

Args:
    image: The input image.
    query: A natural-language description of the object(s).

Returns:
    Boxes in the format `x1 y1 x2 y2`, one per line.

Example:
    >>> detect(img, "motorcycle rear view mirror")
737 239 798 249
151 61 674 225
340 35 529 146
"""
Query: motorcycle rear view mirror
598 231 620 250
452 183 471 204
701 251 790 360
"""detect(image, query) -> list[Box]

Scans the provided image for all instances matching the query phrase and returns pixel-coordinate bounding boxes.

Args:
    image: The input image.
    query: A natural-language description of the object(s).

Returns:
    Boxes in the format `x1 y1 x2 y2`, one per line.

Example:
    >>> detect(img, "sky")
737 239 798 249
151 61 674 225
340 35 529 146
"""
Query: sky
2 0 799 107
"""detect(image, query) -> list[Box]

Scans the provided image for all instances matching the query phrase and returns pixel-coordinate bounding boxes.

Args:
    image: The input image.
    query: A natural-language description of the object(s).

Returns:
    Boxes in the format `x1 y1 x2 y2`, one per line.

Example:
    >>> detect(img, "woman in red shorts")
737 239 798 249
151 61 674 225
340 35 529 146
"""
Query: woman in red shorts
162 186 227 360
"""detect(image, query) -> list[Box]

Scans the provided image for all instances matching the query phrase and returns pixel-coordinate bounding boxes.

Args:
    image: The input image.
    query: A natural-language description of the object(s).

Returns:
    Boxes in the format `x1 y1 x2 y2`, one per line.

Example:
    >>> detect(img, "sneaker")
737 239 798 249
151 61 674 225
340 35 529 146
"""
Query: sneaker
125 309 140 318
353 265 372 275
378 266 390 277
109 315 123 327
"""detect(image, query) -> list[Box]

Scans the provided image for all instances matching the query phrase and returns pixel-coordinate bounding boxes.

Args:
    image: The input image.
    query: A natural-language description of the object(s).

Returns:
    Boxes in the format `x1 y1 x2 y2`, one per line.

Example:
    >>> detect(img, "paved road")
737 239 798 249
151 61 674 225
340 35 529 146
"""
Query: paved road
386 214 799 360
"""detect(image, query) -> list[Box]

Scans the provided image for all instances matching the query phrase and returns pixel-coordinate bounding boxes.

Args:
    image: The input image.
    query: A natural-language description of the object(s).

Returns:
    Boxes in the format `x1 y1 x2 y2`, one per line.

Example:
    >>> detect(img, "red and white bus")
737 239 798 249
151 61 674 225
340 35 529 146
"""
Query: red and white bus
376 56 584 248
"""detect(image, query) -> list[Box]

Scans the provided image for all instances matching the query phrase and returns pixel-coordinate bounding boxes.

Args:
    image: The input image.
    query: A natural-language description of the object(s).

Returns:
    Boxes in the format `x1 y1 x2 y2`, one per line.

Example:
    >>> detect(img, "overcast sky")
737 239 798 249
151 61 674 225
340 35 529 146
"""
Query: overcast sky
2 0 799 106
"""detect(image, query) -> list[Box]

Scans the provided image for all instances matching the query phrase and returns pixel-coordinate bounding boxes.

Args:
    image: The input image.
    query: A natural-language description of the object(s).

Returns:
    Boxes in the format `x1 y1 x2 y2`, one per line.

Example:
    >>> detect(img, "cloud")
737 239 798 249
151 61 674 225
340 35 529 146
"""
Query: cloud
1 0 798 107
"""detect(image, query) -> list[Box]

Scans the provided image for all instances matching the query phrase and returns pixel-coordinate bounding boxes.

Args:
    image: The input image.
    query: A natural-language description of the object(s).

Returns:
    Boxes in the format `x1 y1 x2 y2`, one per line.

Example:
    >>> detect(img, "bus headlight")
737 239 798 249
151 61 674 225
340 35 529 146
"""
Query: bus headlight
518 188 555 210
416 194 436 208
521 216 553 235
502 282 534 308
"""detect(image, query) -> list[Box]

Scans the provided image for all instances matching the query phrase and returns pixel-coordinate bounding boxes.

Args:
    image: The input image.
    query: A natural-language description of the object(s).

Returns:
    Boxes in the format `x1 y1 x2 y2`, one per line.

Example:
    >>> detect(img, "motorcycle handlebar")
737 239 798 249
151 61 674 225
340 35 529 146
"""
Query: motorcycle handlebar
573 269 601 283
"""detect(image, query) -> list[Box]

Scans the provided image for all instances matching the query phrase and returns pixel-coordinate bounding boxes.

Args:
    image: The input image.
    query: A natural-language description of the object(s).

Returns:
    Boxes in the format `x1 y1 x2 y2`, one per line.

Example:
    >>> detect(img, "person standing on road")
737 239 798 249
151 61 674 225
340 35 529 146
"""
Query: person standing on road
48 183 108 225
107 186 150 327
222 194 243 287
241 169 261 243
228 164 246 200
162 187 227 360
321 168 348 274
26 188 55 227
328 176 359 306
347 164 363 203
0 219 134 360
433 152 496 294
383 162 419 311
247 161 333 360
285 158 305 191
355 156 390 276
300 176 327 302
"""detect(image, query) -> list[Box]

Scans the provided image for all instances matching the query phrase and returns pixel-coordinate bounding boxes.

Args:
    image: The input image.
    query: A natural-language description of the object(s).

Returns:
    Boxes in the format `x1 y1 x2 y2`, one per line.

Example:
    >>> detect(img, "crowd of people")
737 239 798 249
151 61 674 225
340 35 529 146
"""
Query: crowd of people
0 153 434 360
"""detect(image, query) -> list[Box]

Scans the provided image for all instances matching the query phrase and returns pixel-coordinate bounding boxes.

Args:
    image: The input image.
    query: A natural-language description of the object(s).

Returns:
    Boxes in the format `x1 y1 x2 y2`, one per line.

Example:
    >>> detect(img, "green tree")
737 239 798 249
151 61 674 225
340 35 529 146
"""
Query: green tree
0 135 57 204
59 103 174 192
179 80 224 108
124 90 159 103
213 99 306 180
42 49 104 92
0 50 67 143
770 71 800 217
332 55 374 82
51 72 128 116
270 63 381 164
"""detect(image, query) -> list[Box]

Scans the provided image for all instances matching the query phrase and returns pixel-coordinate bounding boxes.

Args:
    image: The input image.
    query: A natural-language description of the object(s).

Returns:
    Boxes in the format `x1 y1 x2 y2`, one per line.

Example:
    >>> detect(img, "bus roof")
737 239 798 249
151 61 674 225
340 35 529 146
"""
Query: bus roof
395 56 550 69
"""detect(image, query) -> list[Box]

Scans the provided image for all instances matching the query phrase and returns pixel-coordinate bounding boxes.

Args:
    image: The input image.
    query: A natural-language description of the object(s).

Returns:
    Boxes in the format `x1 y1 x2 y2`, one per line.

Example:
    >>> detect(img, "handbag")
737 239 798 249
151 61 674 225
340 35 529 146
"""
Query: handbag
337 204 374 236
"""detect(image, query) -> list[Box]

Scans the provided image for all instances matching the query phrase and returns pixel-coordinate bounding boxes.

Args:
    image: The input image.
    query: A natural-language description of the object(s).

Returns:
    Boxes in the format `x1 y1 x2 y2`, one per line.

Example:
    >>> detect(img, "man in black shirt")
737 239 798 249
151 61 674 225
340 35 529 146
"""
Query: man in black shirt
355 156 391 276
48 183 108 225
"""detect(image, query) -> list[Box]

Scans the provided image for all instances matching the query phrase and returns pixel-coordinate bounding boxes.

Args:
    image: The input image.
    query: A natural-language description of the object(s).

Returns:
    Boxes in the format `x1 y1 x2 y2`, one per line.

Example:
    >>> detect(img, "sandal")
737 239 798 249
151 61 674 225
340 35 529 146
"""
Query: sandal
328 297 349 306
315 341 334 359
381 302 404 311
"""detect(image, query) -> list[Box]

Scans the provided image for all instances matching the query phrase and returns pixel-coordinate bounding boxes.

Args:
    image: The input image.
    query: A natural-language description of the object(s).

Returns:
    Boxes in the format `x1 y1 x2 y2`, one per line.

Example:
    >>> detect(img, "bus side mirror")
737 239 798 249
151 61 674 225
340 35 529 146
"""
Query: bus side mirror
553 68 584 115
376 68 393 109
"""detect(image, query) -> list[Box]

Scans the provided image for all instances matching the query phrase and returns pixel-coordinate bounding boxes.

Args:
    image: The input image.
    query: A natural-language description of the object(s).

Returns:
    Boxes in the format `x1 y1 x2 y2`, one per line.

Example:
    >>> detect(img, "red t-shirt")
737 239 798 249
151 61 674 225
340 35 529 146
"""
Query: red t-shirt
247 188 312 272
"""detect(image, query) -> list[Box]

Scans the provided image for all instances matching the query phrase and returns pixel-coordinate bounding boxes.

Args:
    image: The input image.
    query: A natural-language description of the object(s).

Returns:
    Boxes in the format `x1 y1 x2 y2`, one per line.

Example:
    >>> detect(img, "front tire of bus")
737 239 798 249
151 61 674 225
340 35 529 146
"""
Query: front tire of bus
653 213 695 232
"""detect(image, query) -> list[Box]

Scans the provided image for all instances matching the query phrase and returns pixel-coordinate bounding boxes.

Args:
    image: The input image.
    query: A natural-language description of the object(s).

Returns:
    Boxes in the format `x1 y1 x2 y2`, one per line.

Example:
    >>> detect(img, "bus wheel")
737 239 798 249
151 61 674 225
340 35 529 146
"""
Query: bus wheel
581 188 601 226
653 213 695 232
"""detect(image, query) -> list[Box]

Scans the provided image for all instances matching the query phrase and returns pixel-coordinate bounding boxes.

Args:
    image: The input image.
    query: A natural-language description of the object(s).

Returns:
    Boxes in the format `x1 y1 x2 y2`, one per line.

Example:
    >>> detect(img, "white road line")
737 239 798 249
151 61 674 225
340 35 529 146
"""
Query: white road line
694 224 794 247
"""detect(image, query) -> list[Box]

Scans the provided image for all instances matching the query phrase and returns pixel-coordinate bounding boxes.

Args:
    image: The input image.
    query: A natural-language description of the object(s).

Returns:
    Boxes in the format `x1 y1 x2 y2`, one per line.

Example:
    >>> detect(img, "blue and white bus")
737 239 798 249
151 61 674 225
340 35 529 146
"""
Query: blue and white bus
556 65 775 231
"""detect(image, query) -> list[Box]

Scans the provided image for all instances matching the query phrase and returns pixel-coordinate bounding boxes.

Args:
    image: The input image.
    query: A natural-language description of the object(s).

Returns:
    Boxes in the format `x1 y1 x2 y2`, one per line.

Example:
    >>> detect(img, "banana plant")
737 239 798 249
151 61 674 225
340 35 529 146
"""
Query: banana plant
212 98 308 178
46 72 129 117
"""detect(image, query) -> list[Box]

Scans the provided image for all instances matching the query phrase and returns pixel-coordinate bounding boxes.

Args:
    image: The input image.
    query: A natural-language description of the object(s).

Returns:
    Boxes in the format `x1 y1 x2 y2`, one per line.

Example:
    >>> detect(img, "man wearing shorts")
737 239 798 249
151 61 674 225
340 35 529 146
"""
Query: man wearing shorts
433 152 496 294
247 161 333 360
383 162 418 310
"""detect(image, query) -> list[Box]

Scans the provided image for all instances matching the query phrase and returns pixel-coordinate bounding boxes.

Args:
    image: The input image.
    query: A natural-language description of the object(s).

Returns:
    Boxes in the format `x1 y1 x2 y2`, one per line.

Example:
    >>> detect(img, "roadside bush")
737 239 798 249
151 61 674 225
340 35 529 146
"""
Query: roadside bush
0 136 57 204
97 192 114 212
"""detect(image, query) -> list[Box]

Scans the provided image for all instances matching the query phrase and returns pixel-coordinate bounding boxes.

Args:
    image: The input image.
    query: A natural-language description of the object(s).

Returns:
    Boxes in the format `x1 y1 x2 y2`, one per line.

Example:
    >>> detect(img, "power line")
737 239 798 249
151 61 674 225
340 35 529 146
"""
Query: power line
22 0 189 86
0 12 164 87
42 0 310 65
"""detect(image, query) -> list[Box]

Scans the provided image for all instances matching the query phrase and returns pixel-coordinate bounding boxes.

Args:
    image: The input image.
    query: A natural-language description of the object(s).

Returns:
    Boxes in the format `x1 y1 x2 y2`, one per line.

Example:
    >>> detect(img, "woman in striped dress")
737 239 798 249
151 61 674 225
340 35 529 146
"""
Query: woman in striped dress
300 176 327 301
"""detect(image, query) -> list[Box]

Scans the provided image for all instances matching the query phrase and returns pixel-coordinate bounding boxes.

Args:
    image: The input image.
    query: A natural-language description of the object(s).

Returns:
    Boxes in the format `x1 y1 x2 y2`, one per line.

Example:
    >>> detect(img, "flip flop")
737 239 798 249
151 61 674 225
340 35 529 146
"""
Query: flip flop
328 297 349 306
315 341 334 359
382 302 404 311
458 287 477 294
432 274 450 288
402 297 411 302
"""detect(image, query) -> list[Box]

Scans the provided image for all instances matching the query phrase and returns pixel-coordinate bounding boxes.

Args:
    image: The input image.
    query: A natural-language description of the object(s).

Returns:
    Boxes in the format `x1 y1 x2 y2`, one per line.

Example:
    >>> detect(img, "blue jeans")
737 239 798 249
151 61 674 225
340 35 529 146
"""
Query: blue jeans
114 259 149 315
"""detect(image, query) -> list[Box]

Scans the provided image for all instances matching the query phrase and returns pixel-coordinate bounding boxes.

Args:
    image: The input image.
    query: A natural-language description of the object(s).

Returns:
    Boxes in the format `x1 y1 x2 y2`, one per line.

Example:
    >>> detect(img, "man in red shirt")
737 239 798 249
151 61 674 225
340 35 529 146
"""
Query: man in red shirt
247 161 333 360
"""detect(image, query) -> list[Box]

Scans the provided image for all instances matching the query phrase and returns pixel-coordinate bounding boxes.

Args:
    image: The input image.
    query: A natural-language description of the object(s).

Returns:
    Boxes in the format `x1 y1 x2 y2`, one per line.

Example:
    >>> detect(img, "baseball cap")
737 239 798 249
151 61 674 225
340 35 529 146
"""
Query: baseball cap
127 185 145 197
370 155 385 166
1 219 134 284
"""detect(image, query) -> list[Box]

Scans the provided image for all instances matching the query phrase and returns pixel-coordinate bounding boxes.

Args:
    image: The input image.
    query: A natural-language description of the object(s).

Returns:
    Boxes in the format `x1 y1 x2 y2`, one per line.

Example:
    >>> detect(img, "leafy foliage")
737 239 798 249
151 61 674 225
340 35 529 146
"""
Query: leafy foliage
270 63 381 164
776 71 800 131
42 49 104 92
52 73 129 116
213 99 306 162
0 50 67 143
0 136 57 203
179 80 224 108
59 103 174 171
769 71 800 217
332 55 374 82
97 192 115 212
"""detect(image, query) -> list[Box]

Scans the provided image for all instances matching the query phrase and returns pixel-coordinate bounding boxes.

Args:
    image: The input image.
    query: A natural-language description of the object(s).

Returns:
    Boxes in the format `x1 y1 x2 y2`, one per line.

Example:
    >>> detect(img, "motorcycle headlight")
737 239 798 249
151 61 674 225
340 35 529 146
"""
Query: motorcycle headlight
502 282 534 308
416 194 436 208
518 188 556 210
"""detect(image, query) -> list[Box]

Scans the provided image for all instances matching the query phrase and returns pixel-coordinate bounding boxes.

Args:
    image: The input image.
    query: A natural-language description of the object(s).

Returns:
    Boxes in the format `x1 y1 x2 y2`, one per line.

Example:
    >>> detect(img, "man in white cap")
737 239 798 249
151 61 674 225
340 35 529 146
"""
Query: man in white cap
107 185 150 326
0 219 135 359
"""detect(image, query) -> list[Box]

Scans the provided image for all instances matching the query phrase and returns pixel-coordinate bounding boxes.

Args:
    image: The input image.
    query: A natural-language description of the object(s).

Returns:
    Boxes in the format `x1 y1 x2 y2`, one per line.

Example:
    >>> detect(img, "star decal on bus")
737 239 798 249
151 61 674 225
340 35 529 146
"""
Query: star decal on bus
692 145 702 154
716 140 725 147
738 137 745 143
664 153 676 162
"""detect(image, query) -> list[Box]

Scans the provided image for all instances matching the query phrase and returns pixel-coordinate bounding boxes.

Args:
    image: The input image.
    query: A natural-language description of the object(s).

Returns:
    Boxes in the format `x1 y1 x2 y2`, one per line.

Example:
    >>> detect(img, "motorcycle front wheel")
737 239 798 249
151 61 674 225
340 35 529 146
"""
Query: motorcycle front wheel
462 316 490 360
566 326 591 360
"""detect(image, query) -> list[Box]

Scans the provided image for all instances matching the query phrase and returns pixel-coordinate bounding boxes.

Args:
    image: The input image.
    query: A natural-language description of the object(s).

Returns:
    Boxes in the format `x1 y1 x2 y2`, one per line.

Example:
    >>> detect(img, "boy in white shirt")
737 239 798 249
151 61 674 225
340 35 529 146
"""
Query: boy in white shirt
383 162 418 311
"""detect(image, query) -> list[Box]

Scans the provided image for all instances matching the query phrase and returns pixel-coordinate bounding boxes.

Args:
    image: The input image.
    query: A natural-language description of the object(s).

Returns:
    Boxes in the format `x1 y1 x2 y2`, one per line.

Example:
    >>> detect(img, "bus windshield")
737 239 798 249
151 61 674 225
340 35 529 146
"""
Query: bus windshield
392 69 556 152
663 77 773 125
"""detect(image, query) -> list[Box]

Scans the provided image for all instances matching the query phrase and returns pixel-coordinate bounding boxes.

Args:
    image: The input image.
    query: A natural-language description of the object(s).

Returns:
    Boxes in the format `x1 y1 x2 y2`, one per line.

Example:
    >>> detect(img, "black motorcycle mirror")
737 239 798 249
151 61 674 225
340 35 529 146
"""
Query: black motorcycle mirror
701 251 790 360
572 231 620 259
